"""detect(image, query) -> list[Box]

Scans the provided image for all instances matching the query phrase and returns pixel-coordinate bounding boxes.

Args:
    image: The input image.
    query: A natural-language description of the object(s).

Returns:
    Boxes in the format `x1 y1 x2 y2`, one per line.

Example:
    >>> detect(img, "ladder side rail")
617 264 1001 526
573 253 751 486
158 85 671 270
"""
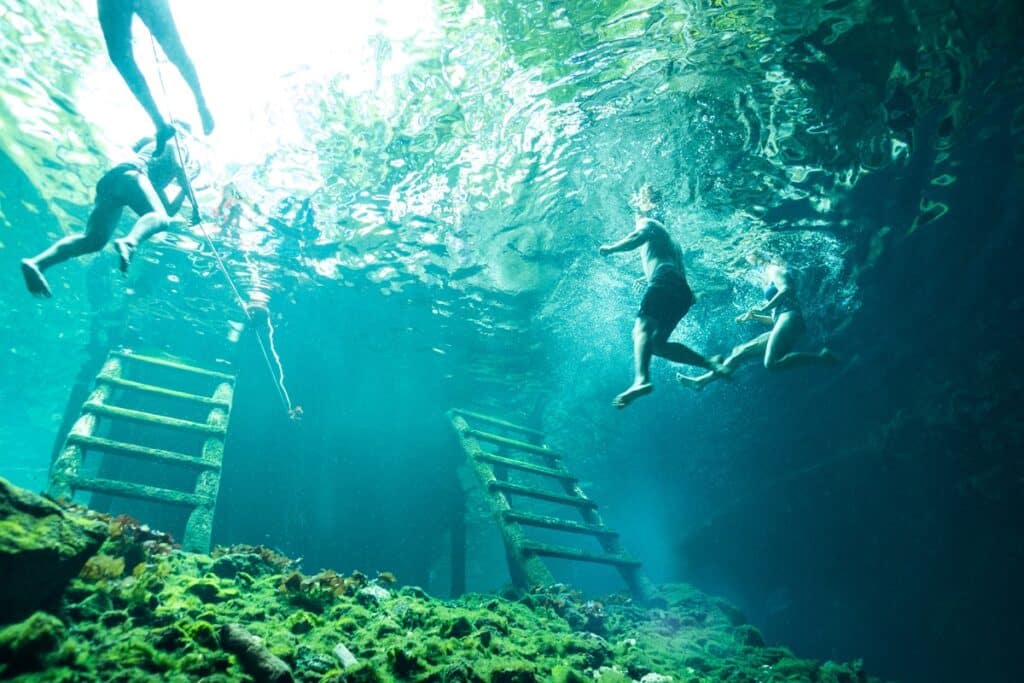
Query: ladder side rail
449 413 554 590
182 381 233 553
49 356 123 500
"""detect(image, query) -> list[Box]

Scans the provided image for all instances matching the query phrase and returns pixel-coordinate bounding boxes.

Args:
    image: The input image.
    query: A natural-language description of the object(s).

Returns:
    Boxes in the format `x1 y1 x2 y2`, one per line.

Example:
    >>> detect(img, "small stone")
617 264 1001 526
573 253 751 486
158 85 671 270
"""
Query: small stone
640 674 674 683
334 641 359 668
357 584 390 607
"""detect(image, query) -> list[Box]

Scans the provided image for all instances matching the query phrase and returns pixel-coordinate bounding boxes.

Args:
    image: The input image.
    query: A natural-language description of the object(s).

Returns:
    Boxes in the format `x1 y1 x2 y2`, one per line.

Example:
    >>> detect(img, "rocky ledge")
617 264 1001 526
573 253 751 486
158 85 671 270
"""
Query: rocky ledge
0 478 880 682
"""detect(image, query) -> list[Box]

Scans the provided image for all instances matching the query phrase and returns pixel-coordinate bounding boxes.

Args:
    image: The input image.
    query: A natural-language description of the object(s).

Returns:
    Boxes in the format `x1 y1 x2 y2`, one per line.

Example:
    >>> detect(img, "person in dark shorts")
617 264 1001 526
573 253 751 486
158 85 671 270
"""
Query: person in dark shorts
599 184 726 408
98 0 214 153
20 134 197 298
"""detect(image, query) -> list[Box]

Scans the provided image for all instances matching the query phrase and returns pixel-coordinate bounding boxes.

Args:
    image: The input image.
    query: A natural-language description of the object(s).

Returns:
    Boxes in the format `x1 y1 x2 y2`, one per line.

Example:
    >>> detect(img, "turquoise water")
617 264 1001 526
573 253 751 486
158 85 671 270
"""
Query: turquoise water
2 1 1023 681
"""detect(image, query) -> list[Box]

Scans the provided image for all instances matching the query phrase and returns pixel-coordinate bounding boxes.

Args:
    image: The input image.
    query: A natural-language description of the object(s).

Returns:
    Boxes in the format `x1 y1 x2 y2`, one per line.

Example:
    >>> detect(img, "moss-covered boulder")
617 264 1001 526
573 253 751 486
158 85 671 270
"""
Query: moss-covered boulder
0 477 107 624
0 611 66 676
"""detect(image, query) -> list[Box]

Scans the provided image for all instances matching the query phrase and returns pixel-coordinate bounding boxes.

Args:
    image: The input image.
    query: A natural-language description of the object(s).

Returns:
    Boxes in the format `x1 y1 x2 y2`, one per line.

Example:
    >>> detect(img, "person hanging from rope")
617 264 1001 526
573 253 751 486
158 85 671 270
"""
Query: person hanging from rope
98 0 214 154
21 129 199 298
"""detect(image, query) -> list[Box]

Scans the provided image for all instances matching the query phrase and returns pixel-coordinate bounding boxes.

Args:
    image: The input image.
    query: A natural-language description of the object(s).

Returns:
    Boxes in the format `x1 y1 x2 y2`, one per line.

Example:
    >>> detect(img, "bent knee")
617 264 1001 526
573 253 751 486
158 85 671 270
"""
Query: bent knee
763 356 781 371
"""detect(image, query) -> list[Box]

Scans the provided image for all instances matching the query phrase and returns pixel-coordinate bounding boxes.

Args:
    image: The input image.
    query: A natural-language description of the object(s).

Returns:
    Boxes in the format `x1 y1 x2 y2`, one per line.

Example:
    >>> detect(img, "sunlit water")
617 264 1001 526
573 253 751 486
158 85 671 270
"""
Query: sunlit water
1 1 1022 681
3 0 977 429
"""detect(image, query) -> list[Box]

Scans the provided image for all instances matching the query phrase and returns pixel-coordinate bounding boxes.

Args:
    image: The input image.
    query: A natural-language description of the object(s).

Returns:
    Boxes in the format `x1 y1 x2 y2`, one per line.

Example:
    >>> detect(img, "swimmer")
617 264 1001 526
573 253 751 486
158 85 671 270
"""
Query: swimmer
599 184 727 408
21 134 197 297
677 253 839 390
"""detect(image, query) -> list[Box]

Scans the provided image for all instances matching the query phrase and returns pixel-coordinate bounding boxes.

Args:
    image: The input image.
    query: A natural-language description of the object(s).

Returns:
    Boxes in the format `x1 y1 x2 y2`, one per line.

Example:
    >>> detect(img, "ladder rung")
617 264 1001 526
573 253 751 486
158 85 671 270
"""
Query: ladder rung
69 477 209 507
450 409 545 439
467 430 558 457
520 542 641 568
113 351 234 381
68 434 219 470
83 402 226 435
504 511 618 537
475 453 575 480
488 481 596 508
96 375 229 406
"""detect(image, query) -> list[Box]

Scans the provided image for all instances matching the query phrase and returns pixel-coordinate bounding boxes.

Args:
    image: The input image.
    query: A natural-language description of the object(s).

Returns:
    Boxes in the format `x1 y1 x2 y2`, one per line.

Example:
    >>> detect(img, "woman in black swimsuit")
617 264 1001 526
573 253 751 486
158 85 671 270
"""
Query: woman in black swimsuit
677 253 838 390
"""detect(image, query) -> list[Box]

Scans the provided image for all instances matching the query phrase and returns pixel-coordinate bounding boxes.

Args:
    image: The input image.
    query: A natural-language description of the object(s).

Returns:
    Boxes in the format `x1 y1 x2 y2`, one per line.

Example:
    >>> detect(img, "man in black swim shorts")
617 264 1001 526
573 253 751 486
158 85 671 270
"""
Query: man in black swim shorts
20 133 197 298
599 184 726 408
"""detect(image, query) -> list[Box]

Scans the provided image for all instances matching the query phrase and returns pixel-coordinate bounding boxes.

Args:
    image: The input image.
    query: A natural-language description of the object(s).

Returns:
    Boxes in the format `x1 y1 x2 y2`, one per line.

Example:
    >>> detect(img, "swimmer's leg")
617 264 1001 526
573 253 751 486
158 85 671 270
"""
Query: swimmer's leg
137 0 214 135
613 317 656 409
679 332 769 389
22 201 124 296
764 313 838 370
98 0 172 148
113 173 184 273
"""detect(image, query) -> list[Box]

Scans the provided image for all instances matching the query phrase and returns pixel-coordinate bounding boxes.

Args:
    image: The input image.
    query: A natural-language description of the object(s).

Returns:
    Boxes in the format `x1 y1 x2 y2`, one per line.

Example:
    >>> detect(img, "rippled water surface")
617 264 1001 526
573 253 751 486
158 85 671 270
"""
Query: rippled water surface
6 0 1015 320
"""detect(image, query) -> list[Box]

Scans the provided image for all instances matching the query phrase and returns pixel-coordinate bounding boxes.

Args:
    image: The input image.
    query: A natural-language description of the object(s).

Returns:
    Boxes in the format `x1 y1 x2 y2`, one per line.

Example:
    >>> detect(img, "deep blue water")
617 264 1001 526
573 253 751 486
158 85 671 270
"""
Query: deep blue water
2 1 1023 682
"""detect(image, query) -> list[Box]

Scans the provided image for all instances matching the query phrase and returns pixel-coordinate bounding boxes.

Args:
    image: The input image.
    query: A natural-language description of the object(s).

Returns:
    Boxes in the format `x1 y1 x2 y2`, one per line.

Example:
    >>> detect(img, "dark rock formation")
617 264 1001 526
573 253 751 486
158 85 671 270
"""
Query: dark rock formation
0 477 107 624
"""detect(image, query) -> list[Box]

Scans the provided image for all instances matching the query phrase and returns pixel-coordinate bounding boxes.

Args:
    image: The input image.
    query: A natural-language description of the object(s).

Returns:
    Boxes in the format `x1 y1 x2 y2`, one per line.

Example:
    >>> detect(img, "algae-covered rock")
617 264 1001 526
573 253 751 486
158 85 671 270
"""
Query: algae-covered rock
0 611 66 674
0 484 881 683
220 622 294 683
0 477 107 623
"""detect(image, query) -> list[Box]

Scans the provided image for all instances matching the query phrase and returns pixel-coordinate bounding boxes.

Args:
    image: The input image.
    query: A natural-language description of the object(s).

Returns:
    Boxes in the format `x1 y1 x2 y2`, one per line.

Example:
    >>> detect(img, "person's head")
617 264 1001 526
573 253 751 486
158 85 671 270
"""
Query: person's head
747 250 787 268
631 183 663 215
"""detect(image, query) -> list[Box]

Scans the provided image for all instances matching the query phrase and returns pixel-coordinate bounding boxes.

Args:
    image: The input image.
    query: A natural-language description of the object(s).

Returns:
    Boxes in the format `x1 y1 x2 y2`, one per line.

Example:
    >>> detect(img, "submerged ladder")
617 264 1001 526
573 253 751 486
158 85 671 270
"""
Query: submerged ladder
448 408 646 598
48 349 235 553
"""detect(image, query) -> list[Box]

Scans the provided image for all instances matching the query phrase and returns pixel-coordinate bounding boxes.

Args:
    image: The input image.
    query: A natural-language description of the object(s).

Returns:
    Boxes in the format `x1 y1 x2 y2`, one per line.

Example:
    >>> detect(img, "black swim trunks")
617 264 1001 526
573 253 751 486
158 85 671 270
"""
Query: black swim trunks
639 264 694 335
95 161 144 202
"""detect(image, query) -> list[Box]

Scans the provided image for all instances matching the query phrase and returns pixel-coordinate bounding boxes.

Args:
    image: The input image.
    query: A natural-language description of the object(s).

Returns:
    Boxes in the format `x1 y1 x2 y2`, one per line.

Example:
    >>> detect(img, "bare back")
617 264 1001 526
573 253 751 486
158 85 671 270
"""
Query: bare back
638 217 683 280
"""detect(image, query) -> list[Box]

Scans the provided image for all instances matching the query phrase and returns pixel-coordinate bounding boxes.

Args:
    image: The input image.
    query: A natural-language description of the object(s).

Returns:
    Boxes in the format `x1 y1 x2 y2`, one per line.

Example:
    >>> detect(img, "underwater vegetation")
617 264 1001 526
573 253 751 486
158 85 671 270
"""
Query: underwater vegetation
0 477 877 682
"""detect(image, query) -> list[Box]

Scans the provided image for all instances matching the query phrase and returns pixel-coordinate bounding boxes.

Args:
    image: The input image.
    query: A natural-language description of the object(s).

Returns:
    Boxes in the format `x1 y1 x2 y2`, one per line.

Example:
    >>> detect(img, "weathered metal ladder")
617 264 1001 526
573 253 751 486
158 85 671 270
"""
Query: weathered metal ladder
48 349 235 553
448 408 645 597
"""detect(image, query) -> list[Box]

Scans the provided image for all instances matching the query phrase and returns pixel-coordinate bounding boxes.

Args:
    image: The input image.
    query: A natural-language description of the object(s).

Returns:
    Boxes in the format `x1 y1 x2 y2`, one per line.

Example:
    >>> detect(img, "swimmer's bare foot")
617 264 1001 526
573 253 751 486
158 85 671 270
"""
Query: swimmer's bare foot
613 382 653 409
21 259 51 298
154 123 176 156
198 103 215 136
114 238 135 274
676 372 708 391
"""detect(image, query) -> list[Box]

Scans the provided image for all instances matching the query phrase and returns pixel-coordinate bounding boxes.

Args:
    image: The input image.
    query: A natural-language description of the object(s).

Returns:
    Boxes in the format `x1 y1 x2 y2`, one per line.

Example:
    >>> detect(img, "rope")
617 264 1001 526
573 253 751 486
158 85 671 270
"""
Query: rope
147 35 298 419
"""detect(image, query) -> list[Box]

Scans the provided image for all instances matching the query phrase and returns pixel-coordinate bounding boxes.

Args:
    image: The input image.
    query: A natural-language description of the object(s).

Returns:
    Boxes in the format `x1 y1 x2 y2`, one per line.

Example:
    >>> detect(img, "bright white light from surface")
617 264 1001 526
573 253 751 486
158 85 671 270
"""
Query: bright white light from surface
75 0 441 174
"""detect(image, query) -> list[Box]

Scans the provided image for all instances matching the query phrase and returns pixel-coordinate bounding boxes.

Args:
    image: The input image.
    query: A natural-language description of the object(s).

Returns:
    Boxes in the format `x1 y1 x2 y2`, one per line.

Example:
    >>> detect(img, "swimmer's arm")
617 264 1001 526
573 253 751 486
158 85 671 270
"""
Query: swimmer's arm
158 183 187 217
599 222 652 255
736 310 774 324
174 165 203 223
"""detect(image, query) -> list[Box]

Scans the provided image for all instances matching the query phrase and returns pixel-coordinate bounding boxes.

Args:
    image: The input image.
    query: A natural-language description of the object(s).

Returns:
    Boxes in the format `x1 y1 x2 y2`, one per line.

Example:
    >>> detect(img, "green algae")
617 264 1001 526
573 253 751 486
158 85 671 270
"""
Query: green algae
0 504 880 683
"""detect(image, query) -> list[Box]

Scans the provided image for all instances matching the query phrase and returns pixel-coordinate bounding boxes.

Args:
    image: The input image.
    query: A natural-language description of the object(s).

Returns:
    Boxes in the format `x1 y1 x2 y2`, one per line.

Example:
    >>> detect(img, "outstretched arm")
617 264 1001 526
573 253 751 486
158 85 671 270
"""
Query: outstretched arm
599 220 652 255
737 310 775 325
